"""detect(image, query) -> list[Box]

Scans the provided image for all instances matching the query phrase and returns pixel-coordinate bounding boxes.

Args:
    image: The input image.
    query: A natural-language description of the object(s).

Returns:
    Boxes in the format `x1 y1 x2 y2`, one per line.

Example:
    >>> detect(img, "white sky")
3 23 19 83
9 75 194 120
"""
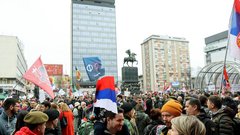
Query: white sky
0 0 233 76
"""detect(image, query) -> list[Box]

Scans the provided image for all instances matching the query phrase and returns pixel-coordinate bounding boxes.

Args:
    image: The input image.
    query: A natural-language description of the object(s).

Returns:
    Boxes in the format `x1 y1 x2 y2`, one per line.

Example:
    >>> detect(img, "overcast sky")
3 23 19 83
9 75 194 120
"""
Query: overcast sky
0 0 233 76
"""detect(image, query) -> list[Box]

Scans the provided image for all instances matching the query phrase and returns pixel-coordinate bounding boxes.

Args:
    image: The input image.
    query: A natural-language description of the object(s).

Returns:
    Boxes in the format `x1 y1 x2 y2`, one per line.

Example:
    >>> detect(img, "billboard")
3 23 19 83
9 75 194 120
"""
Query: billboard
83 57 105 81
44 64 63 76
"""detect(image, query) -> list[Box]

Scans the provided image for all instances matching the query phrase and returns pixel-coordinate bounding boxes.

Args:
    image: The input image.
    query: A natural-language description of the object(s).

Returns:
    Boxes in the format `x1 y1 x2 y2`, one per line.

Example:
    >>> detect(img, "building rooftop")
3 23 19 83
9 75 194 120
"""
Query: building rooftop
205 30 228 44
142 35 188 45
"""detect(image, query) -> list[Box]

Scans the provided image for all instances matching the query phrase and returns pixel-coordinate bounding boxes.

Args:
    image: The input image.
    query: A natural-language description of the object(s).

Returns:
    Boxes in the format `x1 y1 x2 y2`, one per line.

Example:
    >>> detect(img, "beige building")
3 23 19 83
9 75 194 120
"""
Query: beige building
0 35 28 94
141 35 191 91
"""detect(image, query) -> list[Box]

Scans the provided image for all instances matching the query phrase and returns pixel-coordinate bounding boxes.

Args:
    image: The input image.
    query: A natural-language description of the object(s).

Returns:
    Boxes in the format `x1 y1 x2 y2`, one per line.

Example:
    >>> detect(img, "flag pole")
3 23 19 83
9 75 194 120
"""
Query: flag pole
219 32 230 95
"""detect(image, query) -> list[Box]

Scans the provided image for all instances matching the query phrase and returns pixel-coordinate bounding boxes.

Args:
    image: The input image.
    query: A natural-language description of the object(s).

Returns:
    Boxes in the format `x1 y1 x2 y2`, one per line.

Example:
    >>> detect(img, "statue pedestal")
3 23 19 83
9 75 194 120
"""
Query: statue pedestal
121 67 140 94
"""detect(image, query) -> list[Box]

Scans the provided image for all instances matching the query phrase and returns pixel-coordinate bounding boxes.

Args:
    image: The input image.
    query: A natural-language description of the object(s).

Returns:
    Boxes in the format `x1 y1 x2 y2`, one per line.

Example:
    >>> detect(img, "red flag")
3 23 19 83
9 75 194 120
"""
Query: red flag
223 66 231 89
23 57 55 99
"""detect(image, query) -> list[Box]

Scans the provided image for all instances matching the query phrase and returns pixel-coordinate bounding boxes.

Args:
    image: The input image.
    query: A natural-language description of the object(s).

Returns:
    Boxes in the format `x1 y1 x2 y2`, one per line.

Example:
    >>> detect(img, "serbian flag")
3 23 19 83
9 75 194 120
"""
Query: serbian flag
223 66 231 89
94 76 117 114
23 57 54 99
228 0 240 60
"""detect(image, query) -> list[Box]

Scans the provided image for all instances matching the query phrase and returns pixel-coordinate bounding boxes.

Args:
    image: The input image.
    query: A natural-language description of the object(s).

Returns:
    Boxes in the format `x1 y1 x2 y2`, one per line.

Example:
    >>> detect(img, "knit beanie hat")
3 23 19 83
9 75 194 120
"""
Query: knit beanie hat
121 102 133 113
161 100 182 116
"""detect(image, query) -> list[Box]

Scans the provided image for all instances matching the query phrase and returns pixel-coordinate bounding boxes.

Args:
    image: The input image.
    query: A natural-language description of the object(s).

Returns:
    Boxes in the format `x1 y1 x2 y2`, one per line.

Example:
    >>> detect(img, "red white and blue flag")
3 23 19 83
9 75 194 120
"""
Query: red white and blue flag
228 0 240 60
94 76 117 114
23 57 54 99
223 66 231 89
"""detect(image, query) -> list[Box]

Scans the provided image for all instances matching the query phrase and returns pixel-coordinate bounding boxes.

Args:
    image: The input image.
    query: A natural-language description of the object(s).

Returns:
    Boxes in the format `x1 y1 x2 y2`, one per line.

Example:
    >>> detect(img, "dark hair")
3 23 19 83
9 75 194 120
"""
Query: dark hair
25 123 39 131
117 95 123 99
187 98 201 111
222 97 238 114
149 108 161 120
13 110 29 134
199 95 208 106
41 101 51 109
105 108 124 120
208 95 222 109
3 98 17 110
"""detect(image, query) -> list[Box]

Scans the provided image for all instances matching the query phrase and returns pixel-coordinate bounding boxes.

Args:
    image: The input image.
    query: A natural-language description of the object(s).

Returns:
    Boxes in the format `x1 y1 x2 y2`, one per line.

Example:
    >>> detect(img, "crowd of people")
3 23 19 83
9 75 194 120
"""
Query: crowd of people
0 89 240 135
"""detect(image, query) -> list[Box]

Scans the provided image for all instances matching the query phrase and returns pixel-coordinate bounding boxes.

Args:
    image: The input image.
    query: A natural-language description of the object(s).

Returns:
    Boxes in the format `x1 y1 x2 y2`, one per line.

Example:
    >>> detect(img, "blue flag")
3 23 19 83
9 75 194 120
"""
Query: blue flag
83 57 105 81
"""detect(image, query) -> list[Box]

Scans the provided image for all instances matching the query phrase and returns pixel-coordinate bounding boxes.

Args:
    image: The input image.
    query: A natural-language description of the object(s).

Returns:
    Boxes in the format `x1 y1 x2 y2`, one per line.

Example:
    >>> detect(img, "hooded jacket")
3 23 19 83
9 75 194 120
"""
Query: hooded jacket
14 126 36 135
0 111 17 135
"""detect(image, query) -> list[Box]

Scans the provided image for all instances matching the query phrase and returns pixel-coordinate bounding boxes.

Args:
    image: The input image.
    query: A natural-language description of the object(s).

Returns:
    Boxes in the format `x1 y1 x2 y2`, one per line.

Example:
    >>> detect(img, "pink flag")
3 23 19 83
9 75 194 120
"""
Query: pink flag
23 57 55 99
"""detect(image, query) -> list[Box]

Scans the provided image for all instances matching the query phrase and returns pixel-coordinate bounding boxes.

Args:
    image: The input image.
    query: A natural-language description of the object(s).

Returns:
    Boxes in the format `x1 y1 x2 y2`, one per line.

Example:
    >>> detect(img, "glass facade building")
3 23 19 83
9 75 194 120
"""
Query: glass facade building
71 0 118 86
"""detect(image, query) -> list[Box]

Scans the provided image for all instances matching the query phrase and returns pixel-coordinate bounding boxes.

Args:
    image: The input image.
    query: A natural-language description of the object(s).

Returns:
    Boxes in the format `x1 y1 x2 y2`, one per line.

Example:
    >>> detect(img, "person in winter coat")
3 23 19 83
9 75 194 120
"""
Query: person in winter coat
185 98 217 135
14 111 49 135
94 108 130 135
0 98 18 135
12 110 29 134
121 102 139 135
207 95 234 135
72 102 80 134
44 109 60 135
135 104 150 135
144 108 165 135
59 103 74 135
161 100 182 135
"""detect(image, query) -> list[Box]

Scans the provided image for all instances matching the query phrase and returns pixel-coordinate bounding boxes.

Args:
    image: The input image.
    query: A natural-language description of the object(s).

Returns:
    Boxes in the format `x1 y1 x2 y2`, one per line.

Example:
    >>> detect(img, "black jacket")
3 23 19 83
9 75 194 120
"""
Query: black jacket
45 128 58 135
197 109 217 135
94 121 130 135
212 107 235 135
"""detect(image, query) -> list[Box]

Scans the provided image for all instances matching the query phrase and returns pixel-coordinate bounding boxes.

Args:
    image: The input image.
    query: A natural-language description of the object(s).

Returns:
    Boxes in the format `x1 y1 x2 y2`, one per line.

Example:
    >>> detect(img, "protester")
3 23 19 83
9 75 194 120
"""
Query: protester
12 110 29 134
170 115 206 135
121 102 139 135
160 99 182 135
14 111 49 135
73 102 80 134
135 103 150 135
185 98 216 135
44 109 60 135
144 108 166 135
0 98 18 135
94 108 130 135
40 101 51 112
207 95 234 135
59 103 74 135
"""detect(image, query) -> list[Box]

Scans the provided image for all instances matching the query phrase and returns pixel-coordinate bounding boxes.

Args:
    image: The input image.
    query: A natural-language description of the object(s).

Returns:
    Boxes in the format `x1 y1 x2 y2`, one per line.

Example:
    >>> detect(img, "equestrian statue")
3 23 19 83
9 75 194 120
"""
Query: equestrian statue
123 49 138 67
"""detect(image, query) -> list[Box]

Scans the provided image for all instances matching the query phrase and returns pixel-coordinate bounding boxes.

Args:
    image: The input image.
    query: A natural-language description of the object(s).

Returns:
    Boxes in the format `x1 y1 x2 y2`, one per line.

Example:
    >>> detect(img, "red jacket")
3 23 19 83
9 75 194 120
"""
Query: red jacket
60 111 74 135
14 127 36 135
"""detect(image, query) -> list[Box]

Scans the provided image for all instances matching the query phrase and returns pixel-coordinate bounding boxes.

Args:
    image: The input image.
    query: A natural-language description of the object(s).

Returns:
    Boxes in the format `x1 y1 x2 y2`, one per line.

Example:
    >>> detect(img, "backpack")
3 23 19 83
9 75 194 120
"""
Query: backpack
146 124 167 135
78 121 94 135
232 117 240 135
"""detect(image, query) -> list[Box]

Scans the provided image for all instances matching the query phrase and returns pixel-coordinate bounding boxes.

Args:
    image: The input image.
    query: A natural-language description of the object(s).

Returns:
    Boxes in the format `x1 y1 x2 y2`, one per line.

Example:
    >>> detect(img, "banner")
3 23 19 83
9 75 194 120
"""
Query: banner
83 57 105 81
23 57 54 99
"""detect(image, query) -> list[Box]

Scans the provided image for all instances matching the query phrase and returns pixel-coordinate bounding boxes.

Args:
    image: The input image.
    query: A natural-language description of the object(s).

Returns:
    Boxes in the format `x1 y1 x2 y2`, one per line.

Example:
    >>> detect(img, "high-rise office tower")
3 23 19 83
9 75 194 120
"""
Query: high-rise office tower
141 35 191 91
71 0 118 86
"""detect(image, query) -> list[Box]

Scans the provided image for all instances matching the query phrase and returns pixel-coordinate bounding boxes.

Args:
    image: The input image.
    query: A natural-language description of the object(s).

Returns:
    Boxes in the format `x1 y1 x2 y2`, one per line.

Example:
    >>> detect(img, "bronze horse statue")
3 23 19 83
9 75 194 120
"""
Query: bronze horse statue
123 49 138 66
